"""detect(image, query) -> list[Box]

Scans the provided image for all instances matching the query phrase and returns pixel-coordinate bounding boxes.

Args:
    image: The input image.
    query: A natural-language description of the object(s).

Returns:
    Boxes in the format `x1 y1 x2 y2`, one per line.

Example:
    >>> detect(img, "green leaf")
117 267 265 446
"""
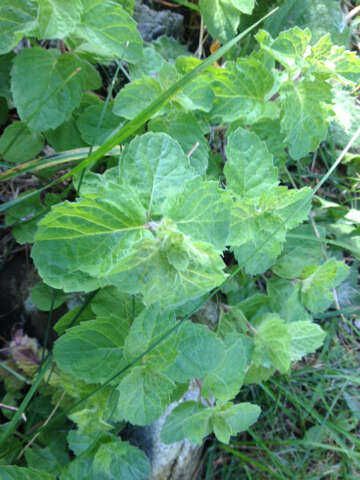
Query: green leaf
153 35 189 62
123 307 178 370
212 402 261 443
244 364 275 384
231 186 312 274
300 258 350 313
54 304 94 335
128 46 165 80
0 122 44 163
31 282 67 311
210 58 278 124
224 128 278 199
0 466 55 480
287 321 326 360
177 74 214 113
54 318 129 384
77 103 123 146
118 132 196 215
92 441 150 480
0 98 8 127
167 177 232 249
161 401 212 444
267 277 311 323
59 456 92 480
202 333 253 401
31 181 148 292
91 286 143 322
77 0 143 63
34 0 83 39
251 119 287 167
45 117 87 151
11 48 84 132
272 225 325 279
5 190 49 244
0 0 37 55
109 237 227 307
0 52 14 98
256 27 311 72
199 0 255 42
115 366 175 425
280 77 333 160
167 321 225 382
113 77 163 120
264 0 350 46
149 111 210 174
32 165 227 307
253 314 292 373
25 442 70 476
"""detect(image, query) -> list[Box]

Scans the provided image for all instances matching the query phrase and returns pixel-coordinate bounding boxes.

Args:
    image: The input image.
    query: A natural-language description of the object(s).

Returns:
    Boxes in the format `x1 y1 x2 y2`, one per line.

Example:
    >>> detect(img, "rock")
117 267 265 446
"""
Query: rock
126 301 219 480
134 0 184 42
126 380 212 480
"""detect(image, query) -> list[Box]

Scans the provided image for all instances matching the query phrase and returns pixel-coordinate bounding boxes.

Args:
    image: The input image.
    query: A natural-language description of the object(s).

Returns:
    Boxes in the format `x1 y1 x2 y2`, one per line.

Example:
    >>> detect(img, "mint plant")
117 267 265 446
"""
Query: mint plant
0 0 359 478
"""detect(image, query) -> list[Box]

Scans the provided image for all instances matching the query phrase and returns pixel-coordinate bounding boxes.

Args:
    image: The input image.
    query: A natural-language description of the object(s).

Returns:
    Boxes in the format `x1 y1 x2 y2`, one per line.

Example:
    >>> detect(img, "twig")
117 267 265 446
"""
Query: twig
0 403 27 422
346 5 360 21
16 391 66 460
187 141 200 158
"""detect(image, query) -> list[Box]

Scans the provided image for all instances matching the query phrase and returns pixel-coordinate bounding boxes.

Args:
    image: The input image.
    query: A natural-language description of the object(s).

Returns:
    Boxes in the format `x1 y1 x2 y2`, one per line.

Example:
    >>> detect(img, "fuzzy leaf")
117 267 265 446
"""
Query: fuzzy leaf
230 187 311 274
267 278 311 323
202 333 253 402
167 178 232 249
0 0 37 55
224 128 278 199
166 322 225 382
0 466 55 480
210 58 278 124
45 116 86 151
287 321 326 360
149 111 210 174
107 237 227 308
272 225 325 279
123 307 178 370
5 190 50 244
256 27 312 71
300 258 350 313
92 441 150 480
0 52 14 98
35 0 83 39
0 122 44 163
77 103 123 145
113 77 162 120
118 132 196 215
11 48 84 132
90 286 143 322
115 366 175 425
264 0 350 46
212 402 261 443
199 0 254 42
31 282 67 311
161 401 212 444
280 77 333 159
77 0 143 63
253 314 292 373
31 182 148 292
54 318 130 384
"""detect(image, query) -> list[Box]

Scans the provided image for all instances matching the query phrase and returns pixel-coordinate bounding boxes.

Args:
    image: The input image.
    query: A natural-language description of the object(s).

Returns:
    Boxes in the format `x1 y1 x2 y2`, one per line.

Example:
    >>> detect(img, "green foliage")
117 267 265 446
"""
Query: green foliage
199 0 255 42
0 122 44 163
0 1 358 478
